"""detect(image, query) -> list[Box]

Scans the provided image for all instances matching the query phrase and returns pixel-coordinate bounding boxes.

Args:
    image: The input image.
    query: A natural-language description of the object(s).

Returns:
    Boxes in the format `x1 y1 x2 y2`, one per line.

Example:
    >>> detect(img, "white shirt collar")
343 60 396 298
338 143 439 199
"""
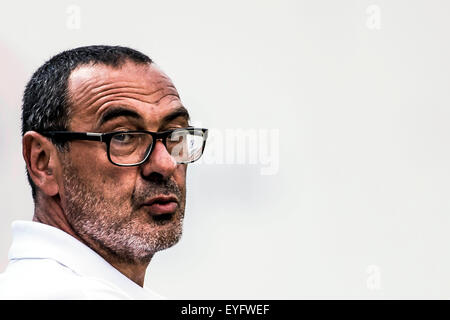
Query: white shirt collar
8 220 162 299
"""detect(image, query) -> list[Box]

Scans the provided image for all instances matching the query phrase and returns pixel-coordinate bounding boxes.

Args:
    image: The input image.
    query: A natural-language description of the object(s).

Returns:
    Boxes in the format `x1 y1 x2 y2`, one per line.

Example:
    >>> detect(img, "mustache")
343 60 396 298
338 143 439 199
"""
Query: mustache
131 179 183 209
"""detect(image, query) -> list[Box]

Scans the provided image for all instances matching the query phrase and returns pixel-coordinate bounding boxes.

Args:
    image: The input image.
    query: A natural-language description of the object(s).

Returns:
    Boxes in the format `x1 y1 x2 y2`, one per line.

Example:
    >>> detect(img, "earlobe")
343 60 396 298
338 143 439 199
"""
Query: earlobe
23 131 60 197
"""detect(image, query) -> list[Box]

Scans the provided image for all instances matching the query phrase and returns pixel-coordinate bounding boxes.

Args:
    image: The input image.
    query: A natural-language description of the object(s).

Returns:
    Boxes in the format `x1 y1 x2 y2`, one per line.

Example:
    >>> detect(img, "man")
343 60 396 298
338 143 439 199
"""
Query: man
0 45 208 299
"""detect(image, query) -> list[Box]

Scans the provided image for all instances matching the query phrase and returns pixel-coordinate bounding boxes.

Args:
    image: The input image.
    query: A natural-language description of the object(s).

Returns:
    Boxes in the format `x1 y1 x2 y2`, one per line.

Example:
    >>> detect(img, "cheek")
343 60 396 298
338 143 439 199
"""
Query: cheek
174 165 187 192
69 145 138 201
99 168 139 200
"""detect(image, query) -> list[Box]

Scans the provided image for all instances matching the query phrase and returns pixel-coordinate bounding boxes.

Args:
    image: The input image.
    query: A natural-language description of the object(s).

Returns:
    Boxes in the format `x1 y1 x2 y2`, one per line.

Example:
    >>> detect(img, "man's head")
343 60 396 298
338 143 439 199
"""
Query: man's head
21 45 202 265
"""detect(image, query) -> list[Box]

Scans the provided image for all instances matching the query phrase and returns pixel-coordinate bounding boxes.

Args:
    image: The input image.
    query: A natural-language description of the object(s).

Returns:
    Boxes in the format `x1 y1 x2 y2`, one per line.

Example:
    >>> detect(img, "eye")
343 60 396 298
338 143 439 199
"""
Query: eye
112 133 134 144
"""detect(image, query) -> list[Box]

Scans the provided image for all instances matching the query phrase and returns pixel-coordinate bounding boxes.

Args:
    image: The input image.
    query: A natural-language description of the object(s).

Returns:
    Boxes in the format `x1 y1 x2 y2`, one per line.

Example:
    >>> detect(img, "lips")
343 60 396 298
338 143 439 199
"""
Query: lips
142 195 179 216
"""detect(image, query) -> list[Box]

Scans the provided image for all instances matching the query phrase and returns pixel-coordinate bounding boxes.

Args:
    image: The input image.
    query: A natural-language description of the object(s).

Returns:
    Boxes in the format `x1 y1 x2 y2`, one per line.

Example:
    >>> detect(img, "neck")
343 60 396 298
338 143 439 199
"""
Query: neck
33 193 151 287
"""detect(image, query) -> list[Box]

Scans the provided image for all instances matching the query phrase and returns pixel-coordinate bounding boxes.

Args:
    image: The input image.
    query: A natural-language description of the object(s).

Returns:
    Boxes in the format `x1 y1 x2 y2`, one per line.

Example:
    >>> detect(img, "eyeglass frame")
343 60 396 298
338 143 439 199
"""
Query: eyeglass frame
40 127 209 167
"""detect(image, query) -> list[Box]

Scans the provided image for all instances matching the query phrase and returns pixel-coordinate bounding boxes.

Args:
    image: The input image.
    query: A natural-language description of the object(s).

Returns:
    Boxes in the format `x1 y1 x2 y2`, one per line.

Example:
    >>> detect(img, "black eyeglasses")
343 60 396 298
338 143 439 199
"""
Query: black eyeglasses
41 127 208 167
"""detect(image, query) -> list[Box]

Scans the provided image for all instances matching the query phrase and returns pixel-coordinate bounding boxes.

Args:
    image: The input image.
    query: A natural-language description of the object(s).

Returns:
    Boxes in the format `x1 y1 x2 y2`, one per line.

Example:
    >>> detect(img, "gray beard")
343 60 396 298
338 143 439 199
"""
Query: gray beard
61 160 185 265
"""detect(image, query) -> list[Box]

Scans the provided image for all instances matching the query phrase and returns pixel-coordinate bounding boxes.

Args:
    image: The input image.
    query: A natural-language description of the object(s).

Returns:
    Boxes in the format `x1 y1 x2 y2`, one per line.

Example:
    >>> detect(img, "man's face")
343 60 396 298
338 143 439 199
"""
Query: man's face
58 61 189 264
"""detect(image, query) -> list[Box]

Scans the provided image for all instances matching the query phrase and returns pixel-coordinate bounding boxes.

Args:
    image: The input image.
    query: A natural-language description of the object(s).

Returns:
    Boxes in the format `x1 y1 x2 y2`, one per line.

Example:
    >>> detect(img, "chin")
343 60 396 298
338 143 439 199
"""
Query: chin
138 215 184 254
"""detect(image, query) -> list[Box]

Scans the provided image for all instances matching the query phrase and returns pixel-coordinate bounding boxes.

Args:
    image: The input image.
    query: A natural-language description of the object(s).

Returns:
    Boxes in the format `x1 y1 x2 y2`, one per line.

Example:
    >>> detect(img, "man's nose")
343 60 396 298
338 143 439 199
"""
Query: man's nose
140 140 177 179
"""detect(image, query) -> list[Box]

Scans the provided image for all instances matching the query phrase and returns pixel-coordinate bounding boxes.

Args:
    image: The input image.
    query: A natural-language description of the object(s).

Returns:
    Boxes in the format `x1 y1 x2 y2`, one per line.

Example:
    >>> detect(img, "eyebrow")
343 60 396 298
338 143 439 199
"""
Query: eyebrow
98 107 142 127
161 105 190 126
97 105 191 128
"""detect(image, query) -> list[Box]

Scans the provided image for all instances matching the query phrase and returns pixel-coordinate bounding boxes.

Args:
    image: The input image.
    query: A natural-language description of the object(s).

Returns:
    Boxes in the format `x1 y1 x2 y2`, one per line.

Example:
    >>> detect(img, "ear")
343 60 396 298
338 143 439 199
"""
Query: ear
22 131 61 197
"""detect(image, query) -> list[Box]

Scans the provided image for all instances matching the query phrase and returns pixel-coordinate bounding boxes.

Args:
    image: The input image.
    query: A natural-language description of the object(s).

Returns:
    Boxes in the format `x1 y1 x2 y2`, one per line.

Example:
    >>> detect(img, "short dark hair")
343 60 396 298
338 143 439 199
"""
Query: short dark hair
22 45 153 199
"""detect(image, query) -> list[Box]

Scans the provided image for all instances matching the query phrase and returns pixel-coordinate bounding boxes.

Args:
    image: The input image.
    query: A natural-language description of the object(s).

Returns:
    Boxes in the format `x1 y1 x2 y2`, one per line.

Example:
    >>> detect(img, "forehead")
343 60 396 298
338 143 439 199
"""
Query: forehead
68 61 173 92
67 61 183 129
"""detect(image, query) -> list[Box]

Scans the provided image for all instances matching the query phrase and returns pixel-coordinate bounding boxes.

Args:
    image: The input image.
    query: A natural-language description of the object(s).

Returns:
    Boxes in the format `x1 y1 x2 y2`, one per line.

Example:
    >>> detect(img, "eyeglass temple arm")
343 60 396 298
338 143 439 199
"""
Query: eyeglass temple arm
41 131 104 142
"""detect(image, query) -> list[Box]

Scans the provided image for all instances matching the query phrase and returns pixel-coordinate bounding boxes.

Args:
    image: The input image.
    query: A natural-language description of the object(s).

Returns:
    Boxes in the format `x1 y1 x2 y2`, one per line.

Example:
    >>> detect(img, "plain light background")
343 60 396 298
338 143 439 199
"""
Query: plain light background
1 0 450 299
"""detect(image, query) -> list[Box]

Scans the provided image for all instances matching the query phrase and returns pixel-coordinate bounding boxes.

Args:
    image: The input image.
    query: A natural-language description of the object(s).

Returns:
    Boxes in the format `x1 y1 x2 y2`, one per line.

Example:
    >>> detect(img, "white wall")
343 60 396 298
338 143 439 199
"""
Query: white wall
1 0 450 298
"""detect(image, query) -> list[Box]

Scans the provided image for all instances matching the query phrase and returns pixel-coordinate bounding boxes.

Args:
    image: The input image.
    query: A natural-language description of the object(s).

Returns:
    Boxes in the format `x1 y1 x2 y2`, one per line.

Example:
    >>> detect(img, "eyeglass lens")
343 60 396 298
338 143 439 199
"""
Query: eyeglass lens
109 129 205 165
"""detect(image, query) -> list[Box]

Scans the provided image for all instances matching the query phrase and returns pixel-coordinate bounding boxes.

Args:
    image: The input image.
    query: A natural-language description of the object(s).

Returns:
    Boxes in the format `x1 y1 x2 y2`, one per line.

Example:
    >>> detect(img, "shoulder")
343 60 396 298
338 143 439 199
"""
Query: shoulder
0 259 130 299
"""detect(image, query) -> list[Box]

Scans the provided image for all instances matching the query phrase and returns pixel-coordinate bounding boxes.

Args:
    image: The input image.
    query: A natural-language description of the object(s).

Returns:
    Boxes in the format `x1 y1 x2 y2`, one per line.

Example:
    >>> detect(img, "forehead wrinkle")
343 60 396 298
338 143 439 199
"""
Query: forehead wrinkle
156 94 183 110
68 63 182 125
69 61 171 97
91 91 184 125
83 87 180 113
71 81 180 116
71 79 154 102
85 80 144 95
78 86 155 109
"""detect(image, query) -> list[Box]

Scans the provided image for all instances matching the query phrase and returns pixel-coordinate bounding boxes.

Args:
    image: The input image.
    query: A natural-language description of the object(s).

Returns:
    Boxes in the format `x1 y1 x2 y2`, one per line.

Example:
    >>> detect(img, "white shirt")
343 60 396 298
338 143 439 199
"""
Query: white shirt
0 221 163 300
